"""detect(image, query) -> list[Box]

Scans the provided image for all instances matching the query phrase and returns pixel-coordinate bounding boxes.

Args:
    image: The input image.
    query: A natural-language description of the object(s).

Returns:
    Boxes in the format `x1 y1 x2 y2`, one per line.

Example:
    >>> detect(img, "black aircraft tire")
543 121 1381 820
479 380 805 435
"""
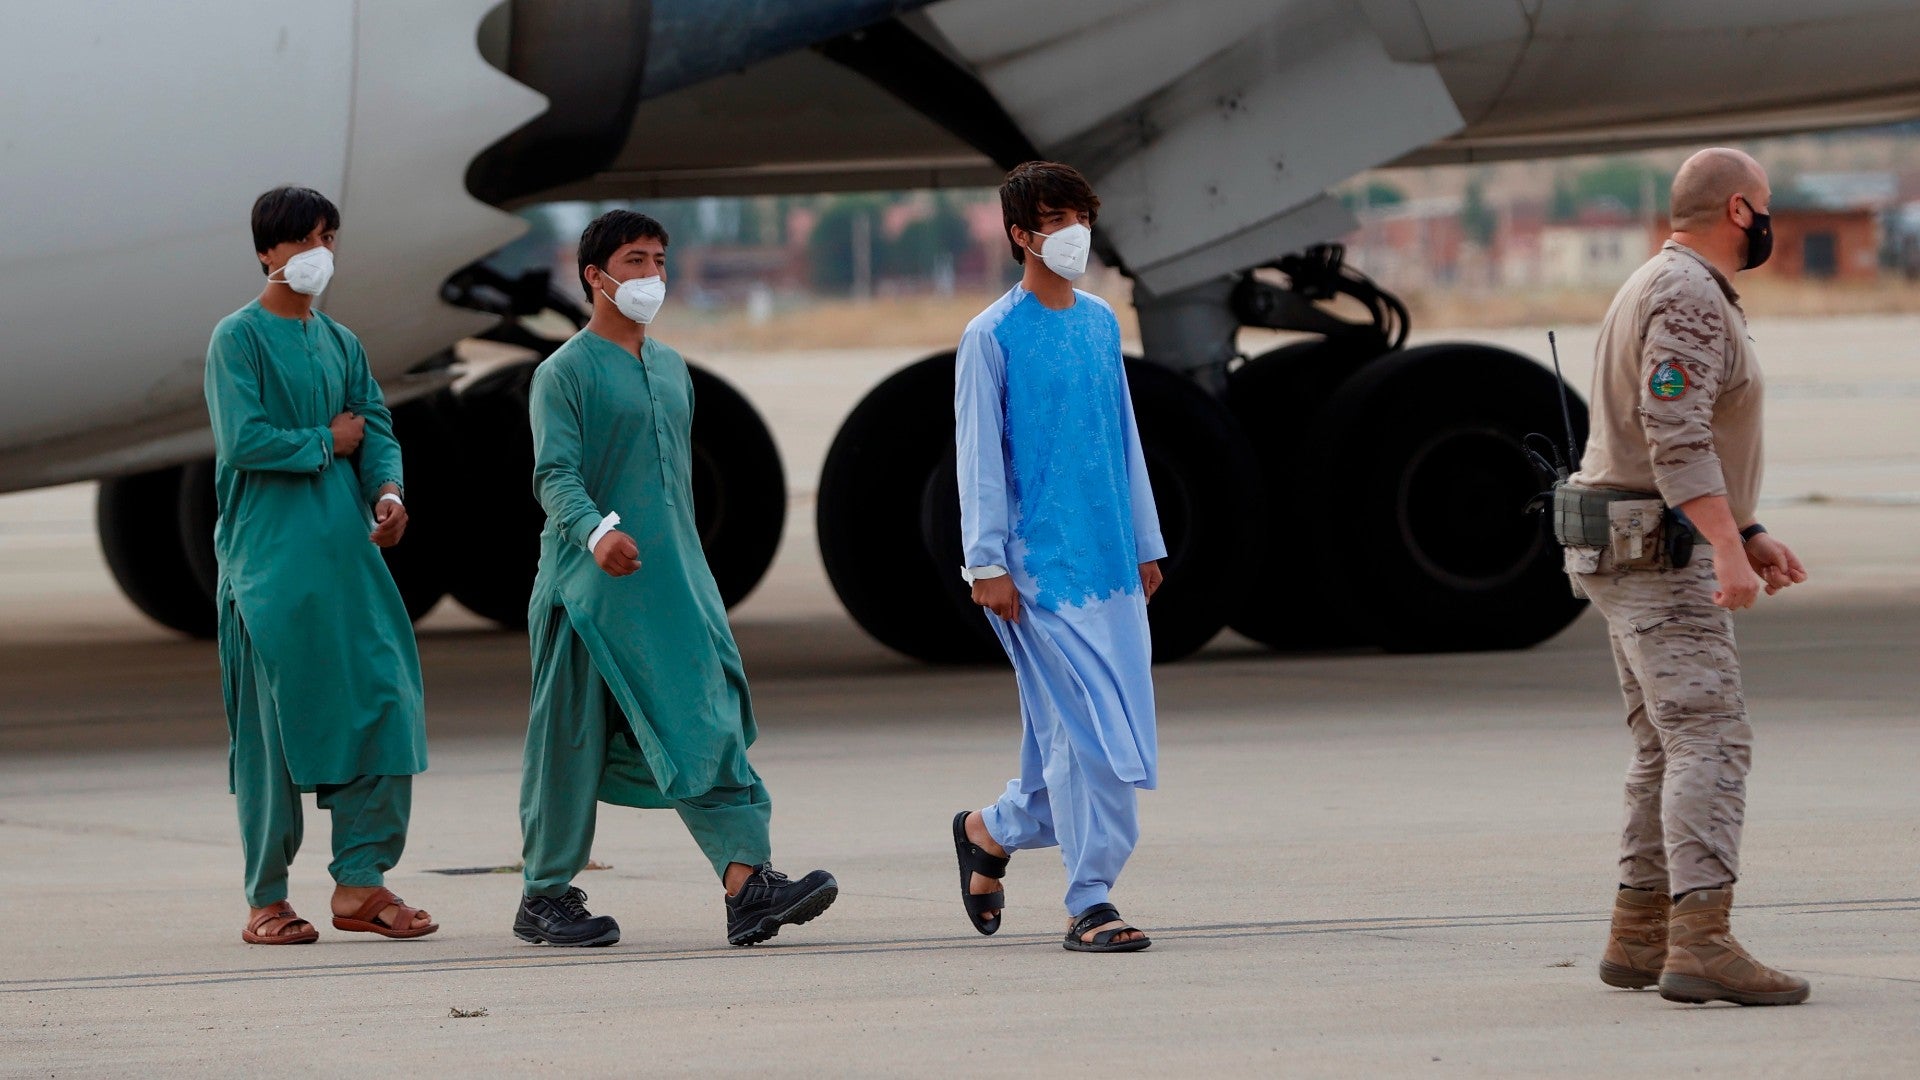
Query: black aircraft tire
817 354 1002 663
1124 361 1260 661
176 459 220 604
446 358 787 627
688 365 786 609
920 445 1007 659
98 466 216 638
1223 339 1385 650
379 395 456 622
178 404 453 626
817 355 1258 664
446 362 544 628
1306 343 1588 652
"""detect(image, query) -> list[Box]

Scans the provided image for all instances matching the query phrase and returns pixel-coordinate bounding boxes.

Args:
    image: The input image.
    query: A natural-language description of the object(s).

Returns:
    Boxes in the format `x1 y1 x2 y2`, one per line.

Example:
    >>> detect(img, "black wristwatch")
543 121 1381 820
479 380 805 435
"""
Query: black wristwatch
1740 523 1768 543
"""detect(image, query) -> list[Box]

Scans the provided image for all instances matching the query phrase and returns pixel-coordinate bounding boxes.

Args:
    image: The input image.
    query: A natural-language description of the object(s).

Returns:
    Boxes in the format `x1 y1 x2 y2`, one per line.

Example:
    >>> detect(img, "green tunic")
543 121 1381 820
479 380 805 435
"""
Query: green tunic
527 330 758 805
205 300 427 790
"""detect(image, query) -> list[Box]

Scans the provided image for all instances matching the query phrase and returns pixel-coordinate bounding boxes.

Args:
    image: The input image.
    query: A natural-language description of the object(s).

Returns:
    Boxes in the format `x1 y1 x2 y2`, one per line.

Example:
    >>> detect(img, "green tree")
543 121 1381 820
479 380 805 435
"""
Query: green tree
887 196 972 277
1549 176 1579 222
1459 178 1498 247
806 195 888 294
1340 179 1407 214
1568 160 1670 216
625 199 702 247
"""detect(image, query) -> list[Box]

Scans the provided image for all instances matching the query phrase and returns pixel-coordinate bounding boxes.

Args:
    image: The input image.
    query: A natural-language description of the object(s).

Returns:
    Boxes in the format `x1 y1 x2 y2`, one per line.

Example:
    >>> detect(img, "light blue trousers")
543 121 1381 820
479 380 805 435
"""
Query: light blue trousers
981 729 1140 917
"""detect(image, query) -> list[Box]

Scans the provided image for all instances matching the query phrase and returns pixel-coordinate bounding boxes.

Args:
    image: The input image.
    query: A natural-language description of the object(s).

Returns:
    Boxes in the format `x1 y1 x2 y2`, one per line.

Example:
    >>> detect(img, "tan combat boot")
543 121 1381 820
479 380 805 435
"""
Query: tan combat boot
1598 888 1670 989
1658 888 1810 1006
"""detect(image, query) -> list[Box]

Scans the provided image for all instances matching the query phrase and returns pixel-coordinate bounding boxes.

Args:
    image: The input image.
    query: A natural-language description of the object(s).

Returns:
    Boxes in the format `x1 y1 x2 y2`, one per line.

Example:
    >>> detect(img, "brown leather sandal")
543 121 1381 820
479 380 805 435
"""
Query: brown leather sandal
331 887 439 939
243 901 319 945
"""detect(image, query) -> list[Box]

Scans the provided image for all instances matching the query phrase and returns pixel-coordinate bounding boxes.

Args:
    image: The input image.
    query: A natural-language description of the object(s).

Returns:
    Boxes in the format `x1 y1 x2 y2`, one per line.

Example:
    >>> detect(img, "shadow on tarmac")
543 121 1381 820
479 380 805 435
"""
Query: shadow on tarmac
7 895 1915 996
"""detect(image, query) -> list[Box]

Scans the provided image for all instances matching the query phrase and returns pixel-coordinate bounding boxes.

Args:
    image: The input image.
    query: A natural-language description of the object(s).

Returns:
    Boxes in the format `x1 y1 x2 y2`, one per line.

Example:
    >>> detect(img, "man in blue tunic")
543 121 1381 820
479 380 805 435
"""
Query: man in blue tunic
950 162 1165 953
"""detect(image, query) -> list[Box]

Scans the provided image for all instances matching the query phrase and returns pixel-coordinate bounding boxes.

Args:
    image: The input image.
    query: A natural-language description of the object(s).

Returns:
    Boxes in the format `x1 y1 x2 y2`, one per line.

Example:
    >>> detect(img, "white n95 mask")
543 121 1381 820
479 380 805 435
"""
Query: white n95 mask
271 246 334 296
600 273 666 325
1027 222 1091 281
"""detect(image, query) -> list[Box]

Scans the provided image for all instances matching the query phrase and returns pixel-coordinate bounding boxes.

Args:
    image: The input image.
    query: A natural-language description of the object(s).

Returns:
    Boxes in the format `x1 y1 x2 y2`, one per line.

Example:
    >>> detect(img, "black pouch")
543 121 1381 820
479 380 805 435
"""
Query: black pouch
1663 507 1695 569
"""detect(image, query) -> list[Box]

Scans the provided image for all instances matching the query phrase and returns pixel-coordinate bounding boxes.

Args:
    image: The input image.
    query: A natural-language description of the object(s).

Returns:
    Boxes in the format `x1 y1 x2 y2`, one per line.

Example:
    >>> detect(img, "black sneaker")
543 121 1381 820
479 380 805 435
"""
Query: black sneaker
725 865 838 946
514 887 621 947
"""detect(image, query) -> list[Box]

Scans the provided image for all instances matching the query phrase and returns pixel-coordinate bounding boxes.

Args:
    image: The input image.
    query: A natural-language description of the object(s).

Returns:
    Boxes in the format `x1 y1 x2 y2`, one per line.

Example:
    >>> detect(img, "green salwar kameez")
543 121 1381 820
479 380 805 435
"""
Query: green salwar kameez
204 301 427 906
519 330 771 897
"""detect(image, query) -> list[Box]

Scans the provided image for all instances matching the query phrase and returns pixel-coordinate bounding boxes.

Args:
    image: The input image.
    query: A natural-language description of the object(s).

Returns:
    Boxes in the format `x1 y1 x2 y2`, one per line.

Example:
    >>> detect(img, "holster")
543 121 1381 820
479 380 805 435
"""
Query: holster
1662 507 1697 569
1551 484 1702 570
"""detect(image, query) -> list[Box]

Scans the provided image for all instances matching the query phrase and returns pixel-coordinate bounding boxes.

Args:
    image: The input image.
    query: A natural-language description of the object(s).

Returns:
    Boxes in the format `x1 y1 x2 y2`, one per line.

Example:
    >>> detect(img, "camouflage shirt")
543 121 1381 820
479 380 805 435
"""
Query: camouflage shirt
1571 240 1765 525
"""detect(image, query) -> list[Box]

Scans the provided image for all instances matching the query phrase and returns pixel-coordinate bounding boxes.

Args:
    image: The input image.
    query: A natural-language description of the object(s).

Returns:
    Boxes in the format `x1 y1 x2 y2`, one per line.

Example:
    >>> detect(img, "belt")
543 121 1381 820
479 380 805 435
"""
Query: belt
1550 485 1705 548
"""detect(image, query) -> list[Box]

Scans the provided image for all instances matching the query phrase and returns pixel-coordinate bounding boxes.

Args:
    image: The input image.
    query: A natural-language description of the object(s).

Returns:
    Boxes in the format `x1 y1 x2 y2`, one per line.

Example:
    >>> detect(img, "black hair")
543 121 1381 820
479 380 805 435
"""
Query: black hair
1000 161 1100 263
577 210 671 300
252 186 340 275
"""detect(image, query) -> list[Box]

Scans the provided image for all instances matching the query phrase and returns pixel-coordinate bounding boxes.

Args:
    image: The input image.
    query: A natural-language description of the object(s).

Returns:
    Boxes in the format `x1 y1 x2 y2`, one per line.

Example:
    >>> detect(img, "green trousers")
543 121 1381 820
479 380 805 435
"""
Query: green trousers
230 672 411 908
520 616 771 898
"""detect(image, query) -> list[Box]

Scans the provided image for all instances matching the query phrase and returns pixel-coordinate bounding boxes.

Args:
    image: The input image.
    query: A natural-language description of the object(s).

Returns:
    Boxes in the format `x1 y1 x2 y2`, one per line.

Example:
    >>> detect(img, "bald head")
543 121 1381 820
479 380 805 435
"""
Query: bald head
1670 148 1769 232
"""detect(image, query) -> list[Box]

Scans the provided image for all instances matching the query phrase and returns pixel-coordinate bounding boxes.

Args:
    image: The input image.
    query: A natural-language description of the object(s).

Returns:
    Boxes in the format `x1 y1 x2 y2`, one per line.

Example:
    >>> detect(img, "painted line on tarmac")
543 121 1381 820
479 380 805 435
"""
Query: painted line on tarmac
5 895 1913 996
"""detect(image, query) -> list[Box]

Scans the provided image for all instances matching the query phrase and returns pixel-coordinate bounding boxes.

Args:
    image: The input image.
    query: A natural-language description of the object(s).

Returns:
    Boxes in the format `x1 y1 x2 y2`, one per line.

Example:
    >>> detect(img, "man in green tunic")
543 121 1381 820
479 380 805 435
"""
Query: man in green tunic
206 187 435 946
513 210 837 948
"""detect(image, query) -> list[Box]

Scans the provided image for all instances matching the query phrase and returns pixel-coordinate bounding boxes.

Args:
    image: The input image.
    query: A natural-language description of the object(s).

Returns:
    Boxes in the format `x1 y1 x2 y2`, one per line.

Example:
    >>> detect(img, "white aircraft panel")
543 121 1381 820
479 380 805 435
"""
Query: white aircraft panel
1472 0 1920 137
1090 4 1463 290
1134 194 1357 298
935 0 1282 150
323 0 548 383
1356 0 1535 59
1355 0 1532 123
923 0 1160 69
0 2 354 453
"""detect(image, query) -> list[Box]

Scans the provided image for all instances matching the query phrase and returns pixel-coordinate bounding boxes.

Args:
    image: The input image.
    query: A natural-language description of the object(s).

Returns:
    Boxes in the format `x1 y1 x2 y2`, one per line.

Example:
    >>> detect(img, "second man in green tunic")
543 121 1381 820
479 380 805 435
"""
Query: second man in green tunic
513 210 838 948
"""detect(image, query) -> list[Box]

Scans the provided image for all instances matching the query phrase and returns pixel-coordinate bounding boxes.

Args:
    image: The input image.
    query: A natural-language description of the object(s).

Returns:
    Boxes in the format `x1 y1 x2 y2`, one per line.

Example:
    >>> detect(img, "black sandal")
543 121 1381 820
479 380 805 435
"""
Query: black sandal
952 810 1010 935
1064 903 1151 953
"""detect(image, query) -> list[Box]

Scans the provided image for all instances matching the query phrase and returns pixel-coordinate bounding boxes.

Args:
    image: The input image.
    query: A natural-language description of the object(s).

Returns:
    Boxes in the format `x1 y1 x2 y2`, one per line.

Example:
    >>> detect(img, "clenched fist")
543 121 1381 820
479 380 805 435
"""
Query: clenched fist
594 530 640 577
369 489 407 548
971 574 1019 623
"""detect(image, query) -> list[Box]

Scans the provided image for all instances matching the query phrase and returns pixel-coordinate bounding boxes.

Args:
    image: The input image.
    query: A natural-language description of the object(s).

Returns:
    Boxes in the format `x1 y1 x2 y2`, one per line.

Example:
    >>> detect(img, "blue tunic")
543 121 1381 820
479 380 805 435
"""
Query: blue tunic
955 286 1165 793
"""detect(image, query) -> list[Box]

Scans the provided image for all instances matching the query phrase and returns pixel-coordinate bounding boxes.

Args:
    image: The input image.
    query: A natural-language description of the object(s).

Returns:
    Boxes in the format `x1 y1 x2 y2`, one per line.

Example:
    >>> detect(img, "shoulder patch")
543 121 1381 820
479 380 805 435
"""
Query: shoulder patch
1649 360 1689 400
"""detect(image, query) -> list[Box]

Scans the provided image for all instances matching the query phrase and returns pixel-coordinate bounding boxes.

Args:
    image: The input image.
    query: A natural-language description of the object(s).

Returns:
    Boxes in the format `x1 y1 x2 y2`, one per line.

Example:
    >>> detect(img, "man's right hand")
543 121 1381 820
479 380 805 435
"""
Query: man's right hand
593 530 641 577
1745 533 1808 595
1711 543 1765 610
971 575 1019 623
329 411 365 457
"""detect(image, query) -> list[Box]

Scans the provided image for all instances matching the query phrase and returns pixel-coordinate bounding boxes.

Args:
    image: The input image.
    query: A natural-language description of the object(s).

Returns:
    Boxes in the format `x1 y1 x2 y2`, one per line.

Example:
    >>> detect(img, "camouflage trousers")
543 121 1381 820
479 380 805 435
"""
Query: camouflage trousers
1575 551 1753 895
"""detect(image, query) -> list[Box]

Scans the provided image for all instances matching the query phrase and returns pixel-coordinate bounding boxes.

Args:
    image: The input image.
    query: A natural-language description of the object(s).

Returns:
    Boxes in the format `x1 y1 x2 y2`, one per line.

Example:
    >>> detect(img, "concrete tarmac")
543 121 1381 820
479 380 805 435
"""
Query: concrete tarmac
2 318 1918 1077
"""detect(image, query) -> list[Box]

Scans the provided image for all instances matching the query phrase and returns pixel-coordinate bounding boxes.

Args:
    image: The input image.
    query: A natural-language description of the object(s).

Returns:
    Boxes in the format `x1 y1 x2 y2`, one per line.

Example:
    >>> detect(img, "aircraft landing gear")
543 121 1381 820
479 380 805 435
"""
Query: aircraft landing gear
97 465 218 638
98 267 789 637
438 354 786 628
816 244 1588 662
101 391 471 638
1220 249 1588 653
815 353 1258 664
430 266 787 627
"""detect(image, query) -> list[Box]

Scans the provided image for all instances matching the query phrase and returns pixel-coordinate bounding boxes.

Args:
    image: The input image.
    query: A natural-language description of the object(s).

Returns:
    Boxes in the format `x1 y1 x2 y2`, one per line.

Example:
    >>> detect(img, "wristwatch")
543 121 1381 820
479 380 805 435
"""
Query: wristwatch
1740 523 1767 543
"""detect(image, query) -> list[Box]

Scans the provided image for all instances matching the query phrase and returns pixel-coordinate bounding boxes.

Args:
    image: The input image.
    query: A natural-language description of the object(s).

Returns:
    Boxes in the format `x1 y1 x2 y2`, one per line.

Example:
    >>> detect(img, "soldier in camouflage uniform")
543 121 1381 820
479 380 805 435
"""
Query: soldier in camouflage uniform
1563 148 1811 1006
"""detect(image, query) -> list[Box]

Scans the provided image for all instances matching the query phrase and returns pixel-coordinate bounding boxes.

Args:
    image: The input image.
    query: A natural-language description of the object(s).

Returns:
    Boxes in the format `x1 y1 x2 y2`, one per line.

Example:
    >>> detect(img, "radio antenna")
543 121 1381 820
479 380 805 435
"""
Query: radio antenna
1547 330 1577 470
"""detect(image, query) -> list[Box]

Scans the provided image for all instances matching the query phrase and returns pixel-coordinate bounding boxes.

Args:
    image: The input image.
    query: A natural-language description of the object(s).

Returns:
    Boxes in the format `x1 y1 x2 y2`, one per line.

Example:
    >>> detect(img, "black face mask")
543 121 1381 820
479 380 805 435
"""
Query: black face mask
1738 196 1772 270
